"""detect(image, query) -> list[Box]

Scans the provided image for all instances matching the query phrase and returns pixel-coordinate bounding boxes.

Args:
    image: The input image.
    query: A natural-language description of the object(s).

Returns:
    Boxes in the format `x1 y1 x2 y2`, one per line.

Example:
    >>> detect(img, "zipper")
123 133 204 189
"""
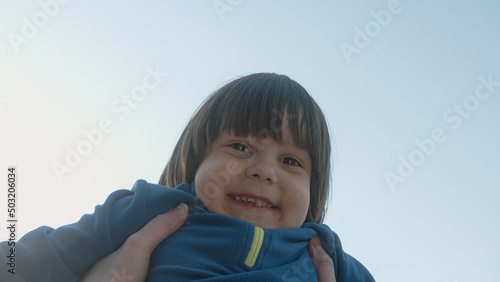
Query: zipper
244 226 264 267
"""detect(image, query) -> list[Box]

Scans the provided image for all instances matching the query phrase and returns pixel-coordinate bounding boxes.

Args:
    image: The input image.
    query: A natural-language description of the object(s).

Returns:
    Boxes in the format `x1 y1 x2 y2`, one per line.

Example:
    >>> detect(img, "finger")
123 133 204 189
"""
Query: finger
128 203 188 253
307 237 336 282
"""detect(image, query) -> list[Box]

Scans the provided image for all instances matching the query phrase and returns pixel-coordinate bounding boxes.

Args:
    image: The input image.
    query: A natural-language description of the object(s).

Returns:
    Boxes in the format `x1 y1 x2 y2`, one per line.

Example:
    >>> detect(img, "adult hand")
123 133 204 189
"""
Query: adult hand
308 236 336 282
80 203 188 282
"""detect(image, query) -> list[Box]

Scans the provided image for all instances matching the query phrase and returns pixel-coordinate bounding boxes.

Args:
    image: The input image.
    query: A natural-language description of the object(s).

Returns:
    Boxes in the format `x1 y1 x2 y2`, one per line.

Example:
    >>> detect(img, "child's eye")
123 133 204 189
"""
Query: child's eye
229 143 250 153
281 157 301 167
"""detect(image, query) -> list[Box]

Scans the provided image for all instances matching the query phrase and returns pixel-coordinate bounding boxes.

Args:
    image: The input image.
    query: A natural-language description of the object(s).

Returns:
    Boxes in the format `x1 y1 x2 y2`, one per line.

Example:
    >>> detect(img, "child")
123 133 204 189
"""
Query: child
1 73 375 281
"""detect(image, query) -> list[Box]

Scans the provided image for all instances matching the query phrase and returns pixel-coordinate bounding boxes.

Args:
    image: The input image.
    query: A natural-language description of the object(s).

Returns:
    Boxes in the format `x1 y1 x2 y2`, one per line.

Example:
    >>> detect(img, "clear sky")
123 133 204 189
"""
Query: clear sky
1 1 499 281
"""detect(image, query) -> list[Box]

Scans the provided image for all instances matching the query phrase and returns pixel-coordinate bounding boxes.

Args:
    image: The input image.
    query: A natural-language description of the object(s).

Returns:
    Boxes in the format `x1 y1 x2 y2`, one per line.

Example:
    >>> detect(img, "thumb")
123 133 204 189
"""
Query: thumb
308 237 336 282
130 203 188 253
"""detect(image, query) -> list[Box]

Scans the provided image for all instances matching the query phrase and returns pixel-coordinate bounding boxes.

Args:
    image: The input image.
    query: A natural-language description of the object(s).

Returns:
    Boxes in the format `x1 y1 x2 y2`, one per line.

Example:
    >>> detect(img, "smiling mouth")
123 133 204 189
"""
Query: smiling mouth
229 195 277 208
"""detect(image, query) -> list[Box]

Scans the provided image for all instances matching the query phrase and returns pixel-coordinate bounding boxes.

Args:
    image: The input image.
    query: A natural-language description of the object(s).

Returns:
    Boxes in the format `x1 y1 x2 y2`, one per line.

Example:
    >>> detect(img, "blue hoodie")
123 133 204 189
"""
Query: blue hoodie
0 180 375 281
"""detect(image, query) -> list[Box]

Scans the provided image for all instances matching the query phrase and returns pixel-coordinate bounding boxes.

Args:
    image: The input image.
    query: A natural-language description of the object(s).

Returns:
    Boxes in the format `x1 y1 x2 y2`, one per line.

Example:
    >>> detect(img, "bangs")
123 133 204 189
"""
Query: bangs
204 74 315 151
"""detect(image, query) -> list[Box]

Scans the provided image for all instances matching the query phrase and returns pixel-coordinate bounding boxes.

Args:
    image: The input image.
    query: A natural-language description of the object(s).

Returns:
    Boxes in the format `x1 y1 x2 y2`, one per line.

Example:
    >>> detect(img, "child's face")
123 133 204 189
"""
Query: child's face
194 125 311 229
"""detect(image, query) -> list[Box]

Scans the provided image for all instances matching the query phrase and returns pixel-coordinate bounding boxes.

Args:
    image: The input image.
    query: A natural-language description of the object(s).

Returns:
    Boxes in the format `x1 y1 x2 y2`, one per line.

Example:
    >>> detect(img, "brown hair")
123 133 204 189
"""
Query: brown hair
159 73 331 224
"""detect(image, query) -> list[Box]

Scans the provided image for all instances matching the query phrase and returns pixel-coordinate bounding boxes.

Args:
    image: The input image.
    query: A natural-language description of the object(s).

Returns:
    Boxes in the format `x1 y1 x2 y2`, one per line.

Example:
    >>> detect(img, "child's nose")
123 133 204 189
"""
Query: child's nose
245 157 277 184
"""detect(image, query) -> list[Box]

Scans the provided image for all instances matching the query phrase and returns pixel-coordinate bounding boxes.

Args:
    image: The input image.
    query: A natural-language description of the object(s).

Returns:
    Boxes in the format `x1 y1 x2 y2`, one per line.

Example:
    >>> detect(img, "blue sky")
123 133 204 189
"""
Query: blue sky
1 1 499 281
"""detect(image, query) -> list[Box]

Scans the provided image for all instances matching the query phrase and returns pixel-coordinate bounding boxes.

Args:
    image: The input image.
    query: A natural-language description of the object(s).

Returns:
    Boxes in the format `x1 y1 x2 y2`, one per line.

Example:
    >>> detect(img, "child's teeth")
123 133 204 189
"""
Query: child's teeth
233 195 272 208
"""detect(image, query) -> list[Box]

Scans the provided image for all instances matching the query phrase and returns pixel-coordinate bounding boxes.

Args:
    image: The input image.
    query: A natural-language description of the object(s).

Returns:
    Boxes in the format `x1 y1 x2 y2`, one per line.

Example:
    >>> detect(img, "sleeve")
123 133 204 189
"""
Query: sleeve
0 180 187 282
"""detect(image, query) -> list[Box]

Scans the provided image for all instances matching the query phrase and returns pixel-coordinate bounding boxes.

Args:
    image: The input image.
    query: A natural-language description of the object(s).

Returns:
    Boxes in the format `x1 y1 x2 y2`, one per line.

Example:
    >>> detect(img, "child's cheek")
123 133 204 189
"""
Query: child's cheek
194 158 233 213
289 185 310 226
194 176 220 211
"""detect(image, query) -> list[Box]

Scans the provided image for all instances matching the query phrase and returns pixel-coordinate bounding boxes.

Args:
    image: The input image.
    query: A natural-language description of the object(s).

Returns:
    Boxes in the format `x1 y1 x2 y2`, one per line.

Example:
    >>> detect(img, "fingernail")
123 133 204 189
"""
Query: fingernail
172 203 188 217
